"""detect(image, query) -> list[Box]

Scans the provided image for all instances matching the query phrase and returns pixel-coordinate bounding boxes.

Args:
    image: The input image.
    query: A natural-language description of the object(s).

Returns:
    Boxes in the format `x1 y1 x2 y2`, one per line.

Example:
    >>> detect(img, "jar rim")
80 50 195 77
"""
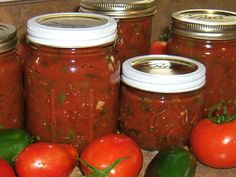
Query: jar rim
121 55 206 93
27 12 117 48
0 23 18 53
171 9 236 40
79 0 156 19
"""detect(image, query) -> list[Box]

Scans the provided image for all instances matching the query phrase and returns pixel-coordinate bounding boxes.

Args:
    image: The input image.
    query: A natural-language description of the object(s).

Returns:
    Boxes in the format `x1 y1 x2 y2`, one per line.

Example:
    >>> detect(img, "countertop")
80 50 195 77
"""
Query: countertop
70 150 236 177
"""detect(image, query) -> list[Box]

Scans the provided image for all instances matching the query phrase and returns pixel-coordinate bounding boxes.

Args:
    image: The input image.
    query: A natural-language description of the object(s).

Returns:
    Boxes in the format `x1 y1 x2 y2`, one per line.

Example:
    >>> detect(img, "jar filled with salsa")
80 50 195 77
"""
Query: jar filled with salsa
79 0 156 64
119 55 206 150
0 23 24 129
167 9 236 116
25 13 120 151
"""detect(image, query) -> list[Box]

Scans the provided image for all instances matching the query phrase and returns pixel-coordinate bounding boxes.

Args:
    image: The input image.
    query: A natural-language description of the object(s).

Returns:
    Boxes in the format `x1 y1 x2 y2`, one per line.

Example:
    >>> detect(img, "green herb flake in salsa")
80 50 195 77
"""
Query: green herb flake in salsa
60 66 68 73
101 106 109 116
85 73 98 78
139 96 152 112
67 129 75 143
57 92 66 104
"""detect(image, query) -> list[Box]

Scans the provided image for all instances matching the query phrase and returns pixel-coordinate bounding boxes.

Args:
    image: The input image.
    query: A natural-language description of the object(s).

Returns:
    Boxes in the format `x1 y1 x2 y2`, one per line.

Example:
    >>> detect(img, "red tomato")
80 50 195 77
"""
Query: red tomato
149 40 167 54
0 158 16 177
190 100 236 168
80 134 143 177
15 142 78 177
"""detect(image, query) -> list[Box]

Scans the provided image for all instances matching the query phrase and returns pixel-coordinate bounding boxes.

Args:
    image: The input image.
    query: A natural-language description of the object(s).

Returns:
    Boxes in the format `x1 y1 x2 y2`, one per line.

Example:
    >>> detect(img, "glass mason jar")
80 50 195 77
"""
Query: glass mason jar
0 23 24 129
119 55 206 150
79 0 156 64
25 13 120 151
167 9 236 116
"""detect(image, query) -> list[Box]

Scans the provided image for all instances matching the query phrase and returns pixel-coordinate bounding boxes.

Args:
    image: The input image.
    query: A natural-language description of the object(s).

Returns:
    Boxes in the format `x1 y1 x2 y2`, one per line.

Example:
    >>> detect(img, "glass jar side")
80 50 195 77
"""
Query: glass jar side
119 84 204 150
0 49 24 129
115 16 153 64
167 34 236 115
25 43 120 151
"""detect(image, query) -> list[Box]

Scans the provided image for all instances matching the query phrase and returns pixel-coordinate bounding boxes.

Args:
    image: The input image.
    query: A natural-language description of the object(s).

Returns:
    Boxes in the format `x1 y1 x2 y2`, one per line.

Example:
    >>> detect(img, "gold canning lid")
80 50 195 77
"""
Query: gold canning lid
0 23 18 53
79 0 156 19
171 9 236 40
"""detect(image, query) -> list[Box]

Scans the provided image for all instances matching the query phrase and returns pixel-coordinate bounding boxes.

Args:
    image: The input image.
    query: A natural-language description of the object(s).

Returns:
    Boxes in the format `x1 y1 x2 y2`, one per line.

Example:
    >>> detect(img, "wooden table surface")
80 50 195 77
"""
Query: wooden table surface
70 150 236 177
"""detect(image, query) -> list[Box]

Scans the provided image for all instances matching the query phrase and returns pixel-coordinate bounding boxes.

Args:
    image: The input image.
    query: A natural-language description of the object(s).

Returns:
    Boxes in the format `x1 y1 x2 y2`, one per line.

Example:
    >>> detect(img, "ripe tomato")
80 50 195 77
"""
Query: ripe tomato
0 158 16 177
149 40 167 54
15 142 78 177
80 134 143 177
190 100 236 168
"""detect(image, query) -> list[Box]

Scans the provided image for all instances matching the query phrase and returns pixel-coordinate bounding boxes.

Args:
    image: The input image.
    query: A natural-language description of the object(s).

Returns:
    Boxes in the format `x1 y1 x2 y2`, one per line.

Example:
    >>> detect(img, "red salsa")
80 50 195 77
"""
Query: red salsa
168 9 236 116
115 17 153 64
168 36 236 116
119 86 204 150
119 55 206 150
0 23 24 129
25 45 119 151
0 50 24 129
79 0 156 64
25 13 119 151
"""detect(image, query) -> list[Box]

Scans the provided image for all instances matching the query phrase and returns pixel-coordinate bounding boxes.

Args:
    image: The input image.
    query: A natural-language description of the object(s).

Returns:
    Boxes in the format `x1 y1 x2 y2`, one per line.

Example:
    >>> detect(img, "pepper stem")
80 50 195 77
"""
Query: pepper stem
208 99 236 124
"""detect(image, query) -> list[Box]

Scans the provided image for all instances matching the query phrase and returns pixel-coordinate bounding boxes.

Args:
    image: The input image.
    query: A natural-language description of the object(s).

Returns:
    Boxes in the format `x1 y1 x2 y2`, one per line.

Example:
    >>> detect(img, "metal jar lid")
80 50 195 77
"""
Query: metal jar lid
79 0 156 19
122 55 206 93
27 12 117 48
0 23 18 53
171 9 236 40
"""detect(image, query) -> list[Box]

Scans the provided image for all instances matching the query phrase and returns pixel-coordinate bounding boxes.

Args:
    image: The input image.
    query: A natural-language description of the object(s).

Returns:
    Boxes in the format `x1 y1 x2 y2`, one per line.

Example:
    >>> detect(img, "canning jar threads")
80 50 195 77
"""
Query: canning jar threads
79 0 156 64
0 23 24 129
25 13 120 151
